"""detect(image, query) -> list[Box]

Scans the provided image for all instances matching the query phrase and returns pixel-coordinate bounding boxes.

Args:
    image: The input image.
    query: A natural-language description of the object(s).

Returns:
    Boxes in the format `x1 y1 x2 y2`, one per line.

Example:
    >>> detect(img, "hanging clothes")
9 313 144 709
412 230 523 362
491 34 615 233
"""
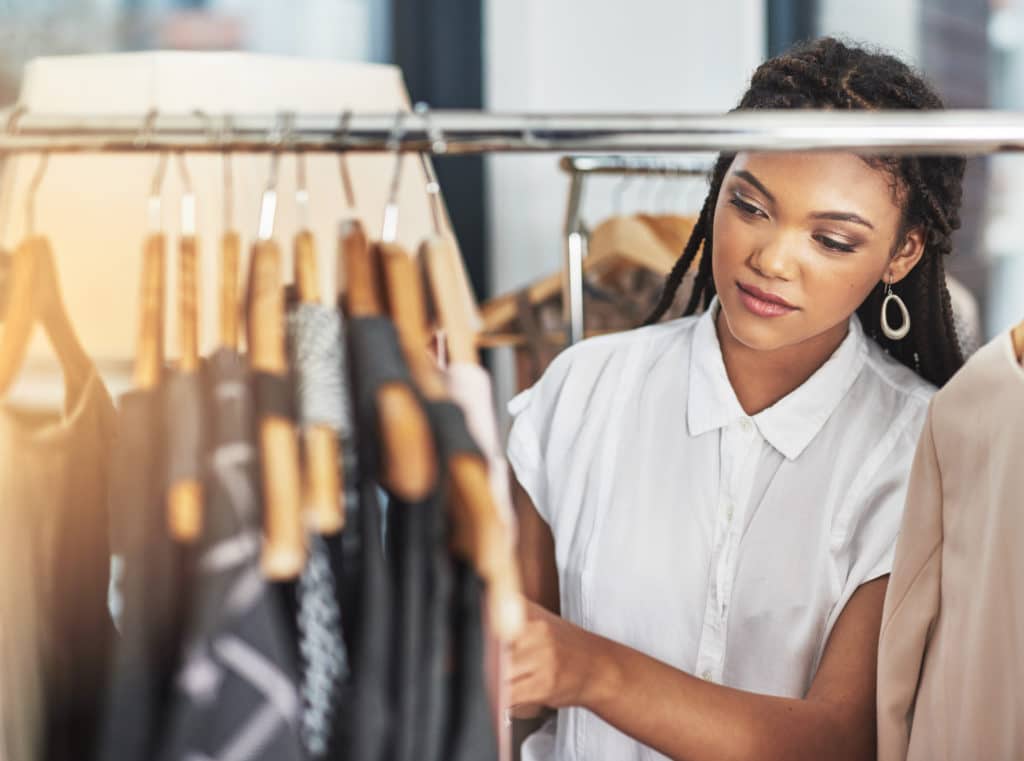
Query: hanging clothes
286 296 353 760
99 374 193 761
157 349 305 761
876 331 1024 761
344 315 399 761
424 400 499 761
0 366 117 761
444 361 515 761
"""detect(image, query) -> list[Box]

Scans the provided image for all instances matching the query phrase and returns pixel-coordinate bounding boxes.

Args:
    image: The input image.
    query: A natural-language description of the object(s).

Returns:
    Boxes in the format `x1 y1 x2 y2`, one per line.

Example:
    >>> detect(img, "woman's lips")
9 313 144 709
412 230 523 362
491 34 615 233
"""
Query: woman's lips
736 282 798 318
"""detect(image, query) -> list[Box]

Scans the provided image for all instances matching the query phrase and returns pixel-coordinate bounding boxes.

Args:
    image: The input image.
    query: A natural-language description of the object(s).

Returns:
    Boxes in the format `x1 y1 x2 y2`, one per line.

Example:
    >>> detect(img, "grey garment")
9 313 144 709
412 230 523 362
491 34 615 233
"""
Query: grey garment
286 303 353 760
158 349 305 761
166 370 204 486
288 301 359 520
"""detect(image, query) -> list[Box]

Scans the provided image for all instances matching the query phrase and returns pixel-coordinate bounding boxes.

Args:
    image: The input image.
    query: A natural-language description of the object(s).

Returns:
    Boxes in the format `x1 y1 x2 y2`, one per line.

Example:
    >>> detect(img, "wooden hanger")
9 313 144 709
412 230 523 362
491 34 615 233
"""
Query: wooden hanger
341 221 437 501
135 232 166 390
218 128 241 351
0 236 91 402
251 152 306 581
480 214 690 337
294 223 344 535
1012 319 1024 365
251 237 306 580
0 154 92 402
422 236 479 365
417 151 481 365
381 241 524 639
168 155 203 542
220 231 240 349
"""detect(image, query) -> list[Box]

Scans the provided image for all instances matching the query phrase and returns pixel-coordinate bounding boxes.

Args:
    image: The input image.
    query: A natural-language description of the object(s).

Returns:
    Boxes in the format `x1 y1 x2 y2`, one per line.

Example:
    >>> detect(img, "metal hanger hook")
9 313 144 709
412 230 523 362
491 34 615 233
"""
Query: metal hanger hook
381 110 407 243
290 116 309 231
413 102 445 236
257 112 290 241
219 113 235 232
25 151 48 237
144 110 169 234
175 151 195 237
336 109 357 211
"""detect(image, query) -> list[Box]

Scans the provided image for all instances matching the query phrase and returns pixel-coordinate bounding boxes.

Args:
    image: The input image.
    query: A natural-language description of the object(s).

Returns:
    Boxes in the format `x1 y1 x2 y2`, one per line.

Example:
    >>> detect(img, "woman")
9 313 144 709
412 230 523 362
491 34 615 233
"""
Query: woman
505 37 965 761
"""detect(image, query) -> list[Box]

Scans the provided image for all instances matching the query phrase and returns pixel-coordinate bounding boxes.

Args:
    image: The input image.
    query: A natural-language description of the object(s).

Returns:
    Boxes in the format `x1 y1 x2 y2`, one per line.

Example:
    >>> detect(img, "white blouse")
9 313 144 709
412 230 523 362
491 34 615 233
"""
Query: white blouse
506 301 934 761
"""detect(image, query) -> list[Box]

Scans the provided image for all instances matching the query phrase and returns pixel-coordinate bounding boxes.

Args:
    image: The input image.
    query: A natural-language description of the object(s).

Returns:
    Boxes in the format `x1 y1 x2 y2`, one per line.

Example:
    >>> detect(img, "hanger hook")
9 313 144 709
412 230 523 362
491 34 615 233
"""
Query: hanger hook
6 104 26 136
337 109 357 211
141 110 168 233
220 113 235 233
257 111 289 241
414 102 446 237
24 151 48 238
290 116 310 231
380 110 407 243
175 151 195 237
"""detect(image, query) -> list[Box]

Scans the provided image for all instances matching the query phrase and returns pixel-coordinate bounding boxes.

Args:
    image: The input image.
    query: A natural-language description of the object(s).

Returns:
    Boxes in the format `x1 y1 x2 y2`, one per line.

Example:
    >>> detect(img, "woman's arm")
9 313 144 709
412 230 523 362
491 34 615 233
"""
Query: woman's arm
509 492 887 761
513 478 560 614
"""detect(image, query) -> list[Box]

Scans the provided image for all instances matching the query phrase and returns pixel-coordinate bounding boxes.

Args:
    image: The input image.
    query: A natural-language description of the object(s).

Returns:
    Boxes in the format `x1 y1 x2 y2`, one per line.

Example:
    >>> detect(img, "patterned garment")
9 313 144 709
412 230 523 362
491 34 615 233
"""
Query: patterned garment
287 303 353 759
157 349 305 761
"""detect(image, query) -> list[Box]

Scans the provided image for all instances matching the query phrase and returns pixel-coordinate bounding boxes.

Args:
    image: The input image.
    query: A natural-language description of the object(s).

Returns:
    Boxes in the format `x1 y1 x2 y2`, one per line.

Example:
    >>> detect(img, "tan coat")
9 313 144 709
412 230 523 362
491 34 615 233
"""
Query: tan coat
877 332 1024 761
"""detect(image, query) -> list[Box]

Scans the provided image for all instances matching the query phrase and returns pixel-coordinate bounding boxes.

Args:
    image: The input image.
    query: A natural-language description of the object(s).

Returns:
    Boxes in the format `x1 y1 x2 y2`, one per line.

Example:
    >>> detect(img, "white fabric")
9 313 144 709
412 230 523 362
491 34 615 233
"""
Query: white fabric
506 300 934 761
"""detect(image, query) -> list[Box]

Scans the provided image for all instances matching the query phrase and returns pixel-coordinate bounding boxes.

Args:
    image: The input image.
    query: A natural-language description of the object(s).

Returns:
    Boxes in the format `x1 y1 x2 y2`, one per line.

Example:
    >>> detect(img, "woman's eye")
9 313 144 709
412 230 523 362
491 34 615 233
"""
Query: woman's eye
730 196 765 218
815 235 856 253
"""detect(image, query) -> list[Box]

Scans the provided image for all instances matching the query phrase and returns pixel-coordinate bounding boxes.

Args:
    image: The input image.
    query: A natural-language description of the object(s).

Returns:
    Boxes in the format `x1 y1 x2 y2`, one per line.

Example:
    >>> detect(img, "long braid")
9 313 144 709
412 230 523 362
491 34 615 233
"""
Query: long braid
644 36 966 386
643 192 712 324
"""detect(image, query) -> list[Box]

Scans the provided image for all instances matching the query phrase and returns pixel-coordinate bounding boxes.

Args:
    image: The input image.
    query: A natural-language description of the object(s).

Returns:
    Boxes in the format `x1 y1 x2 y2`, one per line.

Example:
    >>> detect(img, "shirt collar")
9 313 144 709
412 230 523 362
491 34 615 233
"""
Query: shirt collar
687 298 869 461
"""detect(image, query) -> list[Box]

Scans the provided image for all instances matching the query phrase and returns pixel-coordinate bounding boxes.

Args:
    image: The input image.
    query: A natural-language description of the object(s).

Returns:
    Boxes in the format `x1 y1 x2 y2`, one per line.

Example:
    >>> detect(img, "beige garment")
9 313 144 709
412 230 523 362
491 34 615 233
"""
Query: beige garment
877 331 1024 761
0 368 117 761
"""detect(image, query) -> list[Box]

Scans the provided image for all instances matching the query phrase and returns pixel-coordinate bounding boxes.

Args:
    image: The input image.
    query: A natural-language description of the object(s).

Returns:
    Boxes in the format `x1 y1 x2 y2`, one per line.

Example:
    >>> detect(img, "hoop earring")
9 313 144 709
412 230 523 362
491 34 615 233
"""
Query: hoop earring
880 276 911 341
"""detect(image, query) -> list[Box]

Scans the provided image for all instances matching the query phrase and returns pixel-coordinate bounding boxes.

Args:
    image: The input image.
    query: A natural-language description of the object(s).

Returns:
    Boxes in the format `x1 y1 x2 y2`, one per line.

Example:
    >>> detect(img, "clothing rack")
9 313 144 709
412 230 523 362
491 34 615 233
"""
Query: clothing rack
3 108 1024 155
559 156 712 343
2 106 1020 344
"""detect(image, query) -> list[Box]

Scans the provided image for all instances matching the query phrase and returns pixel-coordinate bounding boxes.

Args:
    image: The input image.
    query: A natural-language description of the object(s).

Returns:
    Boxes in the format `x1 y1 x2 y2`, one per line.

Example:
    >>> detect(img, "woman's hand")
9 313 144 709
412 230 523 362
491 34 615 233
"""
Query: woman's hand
507 599 614 714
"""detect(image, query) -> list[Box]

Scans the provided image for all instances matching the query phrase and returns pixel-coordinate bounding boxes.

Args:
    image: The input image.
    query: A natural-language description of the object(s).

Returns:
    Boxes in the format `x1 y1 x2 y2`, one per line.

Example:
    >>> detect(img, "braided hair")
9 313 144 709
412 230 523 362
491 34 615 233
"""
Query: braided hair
644 37 965 386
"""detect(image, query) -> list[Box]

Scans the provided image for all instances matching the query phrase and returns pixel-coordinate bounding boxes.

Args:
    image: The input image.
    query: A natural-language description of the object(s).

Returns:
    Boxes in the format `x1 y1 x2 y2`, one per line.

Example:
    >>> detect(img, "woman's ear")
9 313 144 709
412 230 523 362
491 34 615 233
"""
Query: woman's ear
886 226 926 284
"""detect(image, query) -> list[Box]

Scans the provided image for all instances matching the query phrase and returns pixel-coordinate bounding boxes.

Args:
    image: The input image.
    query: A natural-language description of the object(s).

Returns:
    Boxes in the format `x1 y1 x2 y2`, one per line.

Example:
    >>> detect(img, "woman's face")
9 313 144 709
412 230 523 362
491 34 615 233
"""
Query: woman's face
711 151 924 353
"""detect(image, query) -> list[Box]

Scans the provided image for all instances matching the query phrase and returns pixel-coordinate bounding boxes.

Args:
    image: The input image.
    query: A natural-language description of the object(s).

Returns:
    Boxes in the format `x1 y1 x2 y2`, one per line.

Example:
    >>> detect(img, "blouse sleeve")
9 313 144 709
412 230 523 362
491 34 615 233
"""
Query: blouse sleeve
824 397 931 638
505 349 576 527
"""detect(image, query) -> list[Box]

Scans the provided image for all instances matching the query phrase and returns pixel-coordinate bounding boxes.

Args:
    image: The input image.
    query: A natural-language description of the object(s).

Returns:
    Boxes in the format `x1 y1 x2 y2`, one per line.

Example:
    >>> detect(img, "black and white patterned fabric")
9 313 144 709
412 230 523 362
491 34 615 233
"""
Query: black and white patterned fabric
287 304 353 759
157 349 305 761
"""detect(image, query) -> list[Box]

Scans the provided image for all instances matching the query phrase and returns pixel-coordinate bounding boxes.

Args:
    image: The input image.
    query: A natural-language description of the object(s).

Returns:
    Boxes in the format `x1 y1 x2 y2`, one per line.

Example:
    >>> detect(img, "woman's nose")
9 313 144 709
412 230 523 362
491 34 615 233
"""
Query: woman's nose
747 233 799 281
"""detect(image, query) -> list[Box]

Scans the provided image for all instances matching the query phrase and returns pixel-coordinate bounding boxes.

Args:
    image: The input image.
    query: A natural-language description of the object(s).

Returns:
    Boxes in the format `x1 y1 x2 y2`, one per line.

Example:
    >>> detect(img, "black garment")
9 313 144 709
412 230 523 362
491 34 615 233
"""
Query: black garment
35 373 119 761
448 563 497 761
99 383 190 761
424 401 498 761
386 493 432 761
343 315 413 761
158 349 305 761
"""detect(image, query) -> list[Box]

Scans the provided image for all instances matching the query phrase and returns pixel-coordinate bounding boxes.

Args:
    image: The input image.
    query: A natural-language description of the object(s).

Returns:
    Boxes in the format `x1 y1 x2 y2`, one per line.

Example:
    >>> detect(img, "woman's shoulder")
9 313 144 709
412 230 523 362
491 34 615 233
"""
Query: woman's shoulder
548 315 700 380
507 315 698 440
858 338 937 413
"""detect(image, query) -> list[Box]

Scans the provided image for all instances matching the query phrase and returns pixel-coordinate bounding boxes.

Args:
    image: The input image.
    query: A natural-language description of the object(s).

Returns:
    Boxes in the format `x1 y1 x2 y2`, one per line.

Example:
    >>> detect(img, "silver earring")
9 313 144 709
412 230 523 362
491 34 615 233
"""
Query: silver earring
880 276 910 341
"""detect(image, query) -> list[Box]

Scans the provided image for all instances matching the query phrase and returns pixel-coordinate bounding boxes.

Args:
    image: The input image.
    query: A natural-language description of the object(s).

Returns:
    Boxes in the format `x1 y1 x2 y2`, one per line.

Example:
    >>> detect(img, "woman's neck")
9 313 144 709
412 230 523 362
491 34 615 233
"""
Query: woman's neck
715 310 850 416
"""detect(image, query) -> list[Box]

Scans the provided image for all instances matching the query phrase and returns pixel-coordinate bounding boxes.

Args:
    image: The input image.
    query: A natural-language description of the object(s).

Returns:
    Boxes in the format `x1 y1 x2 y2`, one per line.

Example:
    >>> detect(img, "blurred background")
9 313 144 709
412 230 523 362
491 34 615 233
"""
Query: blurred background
0 0 1020 372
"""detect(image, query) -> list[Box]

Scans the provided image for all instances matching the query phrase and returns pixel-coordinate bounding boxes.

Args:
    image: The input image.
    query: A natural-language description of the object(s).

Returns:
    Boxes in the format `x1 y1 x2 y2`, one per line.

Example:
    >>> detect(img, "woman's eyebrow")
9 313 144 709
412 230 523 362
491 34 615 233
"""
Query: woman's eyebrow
809 211 875 230
733 170 775 202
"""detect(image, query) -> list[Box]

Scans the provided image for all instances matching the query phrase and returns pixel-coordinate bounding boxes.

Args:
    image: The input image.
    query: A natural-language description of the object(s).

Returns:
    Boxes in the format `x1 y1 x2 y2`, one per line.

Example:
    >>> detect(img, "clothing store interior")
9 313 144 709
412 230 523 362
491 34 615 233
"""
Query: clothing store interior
0 1 1021 761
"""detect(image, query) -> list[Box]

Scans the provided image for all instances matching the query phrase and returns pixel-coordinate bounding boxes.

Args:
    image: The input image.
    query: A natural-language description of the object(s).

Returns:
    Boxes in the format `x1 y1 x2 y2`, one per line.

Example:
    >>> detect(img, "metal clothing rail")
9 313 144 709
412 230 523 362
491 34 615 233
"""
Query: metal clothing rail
4 108 1024 155
4 107 1022 346
558 156 714 343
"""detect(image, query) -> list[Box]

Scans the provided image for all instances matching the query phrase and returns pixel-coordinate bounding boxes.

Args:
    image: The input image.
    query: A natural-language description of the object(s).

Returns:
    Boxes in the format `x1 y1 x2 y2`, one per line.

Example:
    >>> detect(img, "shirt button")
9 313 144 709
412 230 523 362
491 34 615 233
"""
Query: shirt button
740 418 753 433
725 503 734 522
701 670 713 682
